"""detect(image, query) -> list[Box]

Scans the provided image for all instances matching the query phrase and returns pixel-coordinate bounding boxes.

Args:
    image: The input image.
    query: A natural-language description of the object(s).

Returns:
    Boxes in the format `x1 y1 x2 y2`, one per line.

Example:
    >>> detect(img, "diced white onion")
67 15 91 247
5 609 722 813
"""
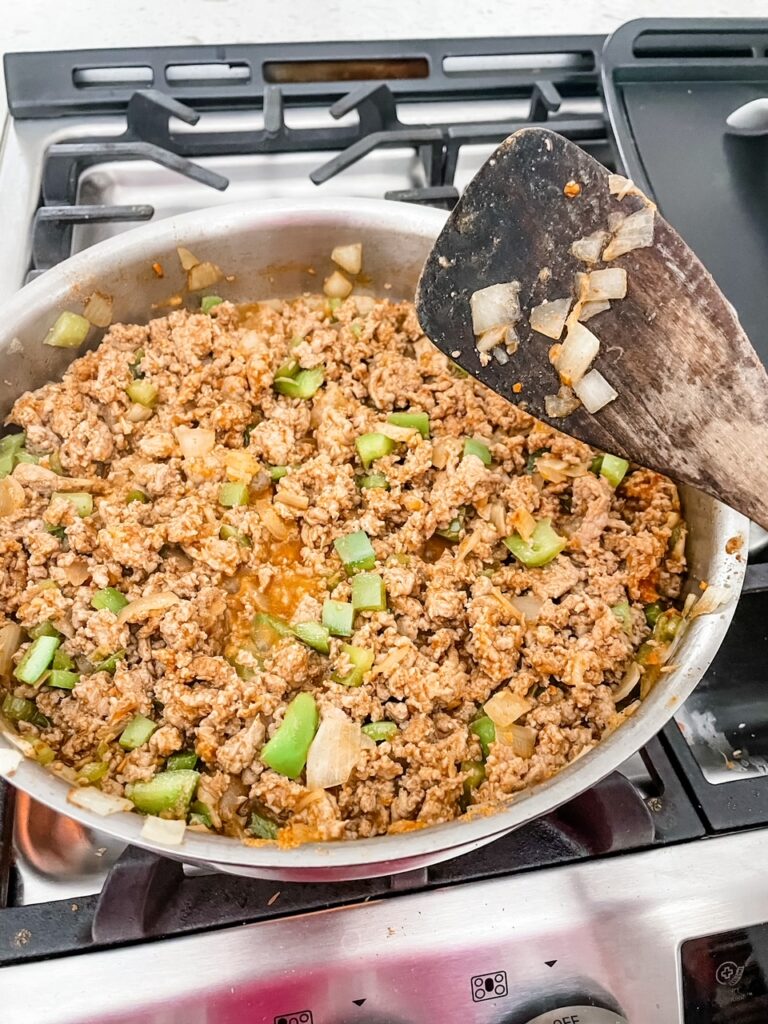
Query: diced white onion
173 426 216 459
127 403 153 423
118 591 180 625
570 230 608 264
484 689 531 728
510 507 536 541
579 299 610 322
68 786 133 816
535 455 569 484
603 208 655 261
0 476 25 518
497 723 536 758
306 708 362 790
613 661 641 702
555 322 600 386
470 281 520 335
510 593 544 622
141 815 186 845
354 295 376 316
176 246 199 271
529 297 571 340
476 323 510 353
573 369 618 414
323 270 353 299
331 243 362 276
586 269 627 301
0 748 23 776
544 386 581 419
187 261 223 292
690 585 732 618
84 291 114 328
0 623 23 680
224 449 258 482
491 346 508 365
608 174 636 199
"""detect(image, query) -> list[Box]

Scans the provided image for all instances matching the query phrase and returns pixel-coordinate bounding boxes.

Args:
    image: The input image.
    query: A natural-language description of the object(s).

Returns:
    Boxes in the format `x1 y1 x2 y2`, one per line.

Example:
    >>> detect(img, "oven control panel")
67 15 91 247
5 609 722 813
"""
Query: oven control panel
682 923 768 1022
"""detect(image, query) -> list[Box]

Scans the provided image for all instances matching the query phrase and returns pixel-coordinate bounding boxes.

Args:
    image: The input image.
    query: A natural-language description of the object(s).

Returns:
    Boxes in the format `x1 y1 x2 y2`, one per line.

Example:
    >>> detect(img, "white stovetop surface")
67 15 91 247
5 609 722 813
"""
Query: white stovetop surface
1 1 765 125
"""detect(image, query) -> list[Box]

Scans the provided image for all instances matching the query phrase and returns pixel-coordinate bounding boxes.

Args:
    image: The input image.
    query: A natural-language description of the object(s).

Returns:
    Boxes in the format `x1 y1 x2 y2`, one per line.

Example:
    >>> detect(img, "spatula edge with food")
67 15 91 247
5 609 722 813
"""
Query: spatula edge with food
416 127 768 531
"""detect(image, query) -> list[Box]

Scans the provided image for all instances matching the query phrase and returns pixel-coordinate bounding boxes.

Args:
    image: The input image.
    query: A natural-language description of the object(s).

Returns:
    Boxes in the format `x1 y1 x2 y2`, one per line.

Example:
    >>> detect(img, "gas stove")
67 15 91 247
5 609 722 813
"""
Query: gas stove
3 21 768 1024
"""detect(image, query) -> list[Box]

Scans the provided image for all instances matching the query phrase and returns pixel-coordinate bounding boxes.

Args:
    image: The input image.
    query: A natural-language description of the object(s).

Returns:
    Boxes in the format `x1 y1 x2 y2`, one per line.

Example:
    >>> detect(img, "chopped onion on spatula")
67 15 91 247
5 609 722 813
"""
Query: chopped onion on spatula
555 322 600 386
470 282 520 335
530 297 571 339
603 208 655 260
573 369 618 413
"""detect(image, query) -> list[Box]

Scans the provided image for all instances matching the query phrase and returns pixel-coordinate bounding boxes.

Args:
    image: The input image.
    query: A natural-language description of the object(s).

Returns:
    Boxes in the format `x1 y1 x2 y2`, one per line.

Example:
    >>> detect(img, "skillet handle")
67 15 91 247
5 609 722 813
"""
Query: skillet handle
741 562 768 595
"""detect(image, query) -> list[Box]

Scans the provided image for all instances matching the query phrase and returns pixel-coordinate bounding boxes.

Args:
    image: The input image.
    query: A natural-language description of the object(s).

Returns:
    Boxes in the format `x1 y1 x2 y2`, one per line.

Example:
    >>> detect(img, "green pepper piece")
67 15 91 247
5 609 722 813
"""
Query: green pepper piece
218 482 249 507
92 650 125 674
268 465 288 482
655 609 682 644
126 489 149 504
33 741 56 766
0 432 26 457
14 635 60 684
355 432 396 468
0 452 14 478
48 669 79 690
351 572 387 613
28 621 61 640
201 295 223 313
118 713 158 750
167 751 199 771
52 648 75 671
611 600 632 634
14 451 38 466
2 694 39 723
247 811 279 840
91 587 129 614
45 524 67 541
322 599 354 637
253 612 295 640
126 379 158 407
387 411 430 439
470 716 496 758
463 437 492 466
189 800 213 828
44 311 90 349
357 473 390 490
600 453 629 488
334 529 376 573
362 721 398 743
462 759 486 800
79 761 109 783
274 358 300 380
504 519 566 568
219 524 252 548
273 367 324 399
293 622 331 654
127 769 200 819
260 692 318 778
52 491 93 517
644 602 663 628
436 516 464 542
332 644 374 687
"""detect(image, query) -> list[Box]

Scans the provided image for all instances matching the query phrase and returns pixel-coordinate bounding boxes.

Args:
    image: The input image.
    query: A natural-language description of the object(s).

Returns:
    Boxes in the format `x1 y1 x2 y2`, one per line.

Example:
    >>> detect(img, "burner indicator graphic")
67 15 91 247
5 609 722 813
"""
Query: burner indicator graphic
471 971 508 1001
274 1012 313 1024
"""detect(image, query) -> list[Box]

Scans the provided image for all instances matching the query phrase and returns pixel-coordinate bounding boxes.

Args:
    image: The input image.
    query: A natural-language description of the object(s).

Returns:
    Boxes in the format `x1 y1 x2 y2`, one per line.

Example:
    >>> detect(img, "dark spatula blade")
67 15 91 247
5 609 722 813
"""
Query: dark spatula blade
416 127 768 529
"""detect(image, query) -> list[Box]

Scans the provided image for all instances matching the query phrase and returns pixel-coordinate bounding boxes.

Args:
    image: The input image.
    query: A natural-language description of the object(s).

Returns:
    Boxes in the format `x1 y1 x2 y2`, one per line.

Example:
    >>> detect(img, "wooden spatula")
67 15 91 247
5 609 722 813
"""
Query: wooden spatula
416 127 768 530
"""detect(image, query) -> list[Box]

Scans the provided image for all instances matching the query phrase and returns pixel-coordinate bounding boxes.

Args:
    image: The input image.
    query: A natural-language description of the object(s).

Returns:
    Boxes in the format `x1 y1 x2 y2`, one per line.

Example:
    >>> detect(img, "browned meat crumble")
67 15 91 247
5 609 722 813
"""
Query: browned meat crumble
0 294 686 844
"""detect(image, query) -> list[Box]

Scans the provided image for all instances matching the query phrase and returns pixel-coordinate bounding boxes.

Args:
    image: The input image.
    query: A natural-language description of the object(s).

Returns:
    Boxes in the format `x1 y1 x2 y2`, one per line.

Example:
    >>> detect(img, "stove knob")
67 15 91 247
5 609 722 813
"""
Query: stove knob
522 1010 627 1024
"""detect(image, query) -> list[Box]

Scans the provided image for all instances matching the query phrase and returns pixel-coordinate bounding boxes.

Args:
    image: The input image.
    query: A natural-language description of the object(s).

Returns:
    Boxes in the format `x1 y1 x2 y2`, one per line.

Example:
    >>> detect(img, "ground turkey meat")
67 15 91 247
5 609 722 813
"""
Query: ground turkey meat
0 292 686 843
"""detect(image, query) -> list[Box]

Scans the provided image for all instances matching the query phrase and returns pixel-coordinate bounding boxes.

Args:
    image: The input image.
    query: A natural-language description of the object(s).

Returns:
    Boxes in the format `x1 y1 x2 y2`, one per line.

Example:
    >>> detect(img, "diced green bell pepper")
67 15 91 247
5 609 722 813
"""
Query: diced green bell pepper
247 811 279 839
322 599 354 637
387 411 430 438
273 367 324 399
351 572 387 613
260 692 318 778
462 759 486 799
48 669 79 690
91 650 125 674
357 473 389 490
599 453 629 488
362 721 398 743
2 694 39 724
126 380 158 407
52 648 75 671
28 621 61 640
355 432 395 468
644 602 663 628
126 489 149 504
14 635 60 684
118 713 158 750
611 600 632 634
44 311 90 349
504 518 566 568
219 524 252 548
201 295 223 313
91 587 129 614
463 437 492 466
334 530 376 573
470 716 496 758
166 751 199 771
52 491 93 517
293 622 331 654
332 644 374 687
127 769 200 819
218 482 249 507
268 465 288 482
